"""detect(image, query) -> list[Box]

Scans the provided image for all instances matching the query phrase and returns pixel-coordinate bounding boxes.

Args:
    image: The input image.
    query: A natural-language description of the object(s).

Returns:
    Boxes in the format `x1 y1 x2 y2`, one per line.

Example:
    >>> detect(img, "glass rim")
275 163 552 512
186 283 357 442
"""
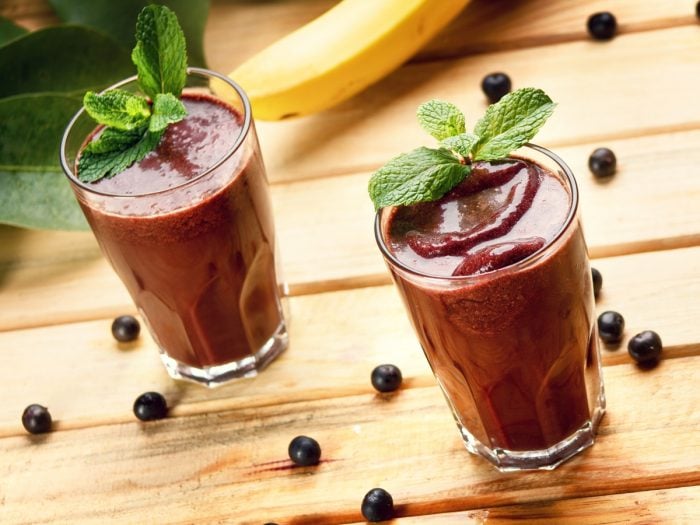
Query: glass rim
374 143 580 283
59 66 252 198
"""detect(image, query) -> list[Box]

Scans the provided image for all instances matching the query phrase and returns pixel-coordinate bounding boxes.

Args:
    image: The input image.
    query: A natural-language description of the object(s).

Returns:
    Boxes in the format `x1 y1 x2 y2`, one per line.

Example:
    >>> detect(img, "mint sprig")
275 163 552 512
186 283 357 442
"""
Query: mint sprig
368 88 556 210
77 5 188 183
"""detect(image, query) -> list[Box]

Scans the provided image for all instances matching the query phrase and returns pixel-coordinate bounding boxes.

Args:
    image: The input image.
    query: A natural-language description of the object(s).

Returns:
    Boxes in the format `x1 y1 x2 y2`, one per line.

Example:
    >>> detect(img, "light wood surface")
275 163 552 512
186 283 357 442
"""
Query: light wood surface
2 1 700 523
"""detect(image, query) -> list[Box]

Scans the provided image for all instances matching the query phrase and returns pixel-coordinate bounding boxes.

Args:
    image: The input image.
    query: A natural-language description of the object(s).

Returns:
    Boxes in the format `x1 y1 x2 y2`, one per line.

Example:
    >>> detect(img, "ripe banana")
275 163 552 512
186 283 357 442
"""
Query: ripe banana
229 0 471 121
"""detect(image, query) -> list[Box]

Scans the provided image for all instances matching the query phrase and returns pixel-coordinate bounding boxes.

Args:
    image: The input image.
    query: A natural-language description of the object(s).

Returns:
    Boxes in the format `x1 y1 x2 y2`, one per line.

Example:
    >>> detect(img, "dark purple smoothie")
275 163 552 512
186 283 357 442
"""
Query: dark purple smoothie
381 157 603 454
76 94 284 373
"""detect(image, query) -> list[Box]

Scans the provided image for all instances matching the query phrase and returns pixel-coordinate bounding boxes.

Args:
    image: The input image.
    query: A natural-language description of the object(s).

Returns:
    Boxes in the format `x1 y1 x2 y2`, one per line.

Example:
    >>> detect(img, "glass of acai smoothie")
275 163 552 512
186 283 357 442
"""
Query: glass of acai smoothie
375 143 605 471
61 68 288 387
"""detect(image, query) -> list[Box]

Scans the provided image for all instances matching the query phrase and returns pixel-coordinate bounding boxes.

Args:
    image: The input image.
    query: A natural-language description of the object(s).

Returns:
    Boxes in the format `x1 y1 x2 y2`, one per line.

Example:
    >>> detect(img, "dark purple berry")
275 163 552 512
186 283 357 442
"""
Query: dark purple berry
288 435 321 466
133 392 168 421
589 147 617 178
696 1 700 19
598 311 625 344
371 364 403 393
22 404 52 434
587 12 617 40
628 330 662 364
112 315 140 342
481 72 511 103
591 267 603 298
361 488 394 522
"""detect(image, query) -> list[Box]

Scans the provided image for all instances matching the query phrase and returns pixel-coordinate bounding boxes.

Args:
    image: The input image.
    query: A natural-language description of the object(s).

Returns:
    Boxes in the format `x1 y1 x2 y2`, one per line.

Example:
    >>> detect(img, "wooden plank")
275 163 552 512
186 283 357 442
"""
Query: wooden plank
5 124 700 302
1 245 698 433
5 1 694 67
0 356 698 524
3 126 697 326
345 486 700 524
254 26 700 182
276 130 700 291
203 0 697 73
5 125 700 293
4 5 700 184
418 0 698 62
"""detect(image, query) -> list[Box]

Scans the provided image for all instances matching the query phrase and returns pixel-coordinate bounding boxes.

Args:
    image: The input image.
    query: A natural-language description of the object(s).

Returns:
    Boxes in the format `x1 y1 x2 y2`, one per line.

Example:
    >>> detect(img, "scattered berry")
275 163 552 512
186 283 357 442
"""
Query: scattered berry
696 1 700 19
591 267 603 298
371 364 403 393
112 315 141 342
361 488 394 522
22 404 52 434
587 12 617 40
481 72 512 103
133 392 168 421
588 147 617 178
288 435 321 466
628 330 663 364
597 311 625 344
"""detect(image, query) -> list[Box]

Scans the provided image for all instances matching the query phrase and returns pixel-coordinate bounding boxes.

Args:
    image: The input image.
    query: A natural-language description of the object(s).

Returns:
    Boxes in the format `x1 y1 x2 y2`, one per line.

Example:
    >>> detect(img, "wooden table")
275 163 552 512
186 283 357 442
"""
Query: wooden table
2 1 700 523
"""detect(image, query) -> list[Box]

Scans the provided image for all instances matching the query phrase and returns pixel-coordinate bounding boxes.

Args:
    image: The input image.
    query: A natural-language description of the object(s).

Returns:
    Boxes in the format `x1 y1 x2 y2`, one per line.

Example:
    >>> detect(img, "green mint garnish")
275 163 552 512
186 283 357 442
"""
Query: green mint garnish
83 91 151 131
440 132 479 158
77 126 163 183
471 88 555 161
77 5 188 183
149 93 188 133
416 100 466 140
132 5 187 100
368 87 556 210
368 147 471 211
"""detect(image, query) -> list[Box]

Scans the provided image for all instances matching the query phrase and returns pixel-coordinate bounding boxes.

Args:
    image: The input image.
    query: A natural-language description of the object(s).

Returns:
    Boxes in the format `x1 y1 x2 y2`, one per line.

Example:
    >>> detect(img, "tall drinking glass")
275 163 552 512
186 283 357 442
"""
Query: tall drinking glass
61 68 288 387
375 145 605 470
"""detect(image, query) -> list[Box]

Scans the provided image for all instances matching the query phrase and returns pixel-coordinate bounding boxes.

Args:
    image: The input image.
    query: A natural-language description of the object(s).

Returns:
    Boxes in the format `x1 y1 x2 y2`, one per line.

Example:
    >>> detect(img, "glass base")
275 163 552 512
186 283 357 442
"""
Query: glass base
459 392 606 472
159 321 288 388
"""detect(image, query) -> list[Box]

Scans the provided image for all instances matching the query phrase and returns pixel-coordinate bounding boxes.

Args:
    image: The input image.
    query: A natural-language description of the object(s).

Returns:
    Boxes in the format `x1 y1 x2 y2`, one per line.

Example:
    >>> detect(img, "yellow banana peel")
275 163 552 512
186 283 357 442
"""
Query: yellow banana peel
229 0 471 120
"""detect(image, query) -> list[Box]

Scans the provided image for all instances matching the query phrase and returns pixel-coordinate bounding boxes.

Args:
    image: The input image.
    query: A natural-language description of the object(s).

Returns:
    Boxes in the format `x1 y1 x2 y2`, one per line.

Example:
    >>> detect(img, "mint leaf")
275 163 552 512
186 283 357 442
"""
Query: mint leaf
77 126 163 183
77 5 189 184
472 88 556 161
417 100 466 140
84 90 151 131
131 5 187 99
368 147 471 210
149 93 187 133
440 133 479 158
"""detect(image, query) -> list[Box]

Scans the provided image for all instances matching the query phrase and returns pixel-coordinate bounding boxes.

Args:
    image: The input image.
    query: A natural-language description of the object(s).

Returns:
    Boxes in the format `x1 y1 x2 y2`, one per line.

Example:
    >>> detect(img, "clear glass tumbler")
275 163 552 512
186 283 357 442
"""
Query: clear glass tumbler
375 144 605 470
61 68 288 387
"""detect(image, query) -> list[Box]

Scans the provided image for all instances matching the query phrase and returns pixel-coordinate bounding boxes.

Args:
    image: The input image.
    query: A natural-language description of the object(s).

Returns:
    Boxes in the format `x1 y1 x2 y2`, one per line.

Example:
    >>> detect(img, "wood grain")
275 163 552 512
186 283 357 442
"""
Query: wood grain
203 0 699 72
275 131 700 292
1 356 698 524
6 0 695 67
3 127 698 323
254 26 700 182
345 486 700 524
1 246 698 434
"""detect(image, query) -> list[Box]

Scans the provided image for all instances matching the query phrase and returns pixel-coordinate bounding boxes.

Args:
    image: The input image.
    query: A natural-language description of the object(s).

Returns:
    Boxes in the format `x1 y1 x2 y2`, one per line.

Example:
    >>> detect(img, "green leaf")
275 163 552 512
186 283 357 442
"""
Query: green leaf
440 133 479 158
0 26 133 98
149 93 187 133
0 93 83 170
78 126 163 183
131 5 187 99
472 88 556 161
0 170 87 230
84 90 151 131
0 93 86 229
0 16 28 46
368 147 471 210
416 100 466 140
49 0 208 68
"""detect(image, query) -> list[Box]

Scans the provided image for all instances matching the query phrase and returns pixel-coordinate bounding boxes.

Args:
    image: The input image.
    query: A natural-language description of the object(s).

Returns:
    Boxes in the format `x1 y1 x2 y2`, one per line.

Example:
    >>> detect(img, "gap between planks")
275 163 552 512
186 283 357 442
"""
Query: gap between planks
2 246 699 438
1 357 699 523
